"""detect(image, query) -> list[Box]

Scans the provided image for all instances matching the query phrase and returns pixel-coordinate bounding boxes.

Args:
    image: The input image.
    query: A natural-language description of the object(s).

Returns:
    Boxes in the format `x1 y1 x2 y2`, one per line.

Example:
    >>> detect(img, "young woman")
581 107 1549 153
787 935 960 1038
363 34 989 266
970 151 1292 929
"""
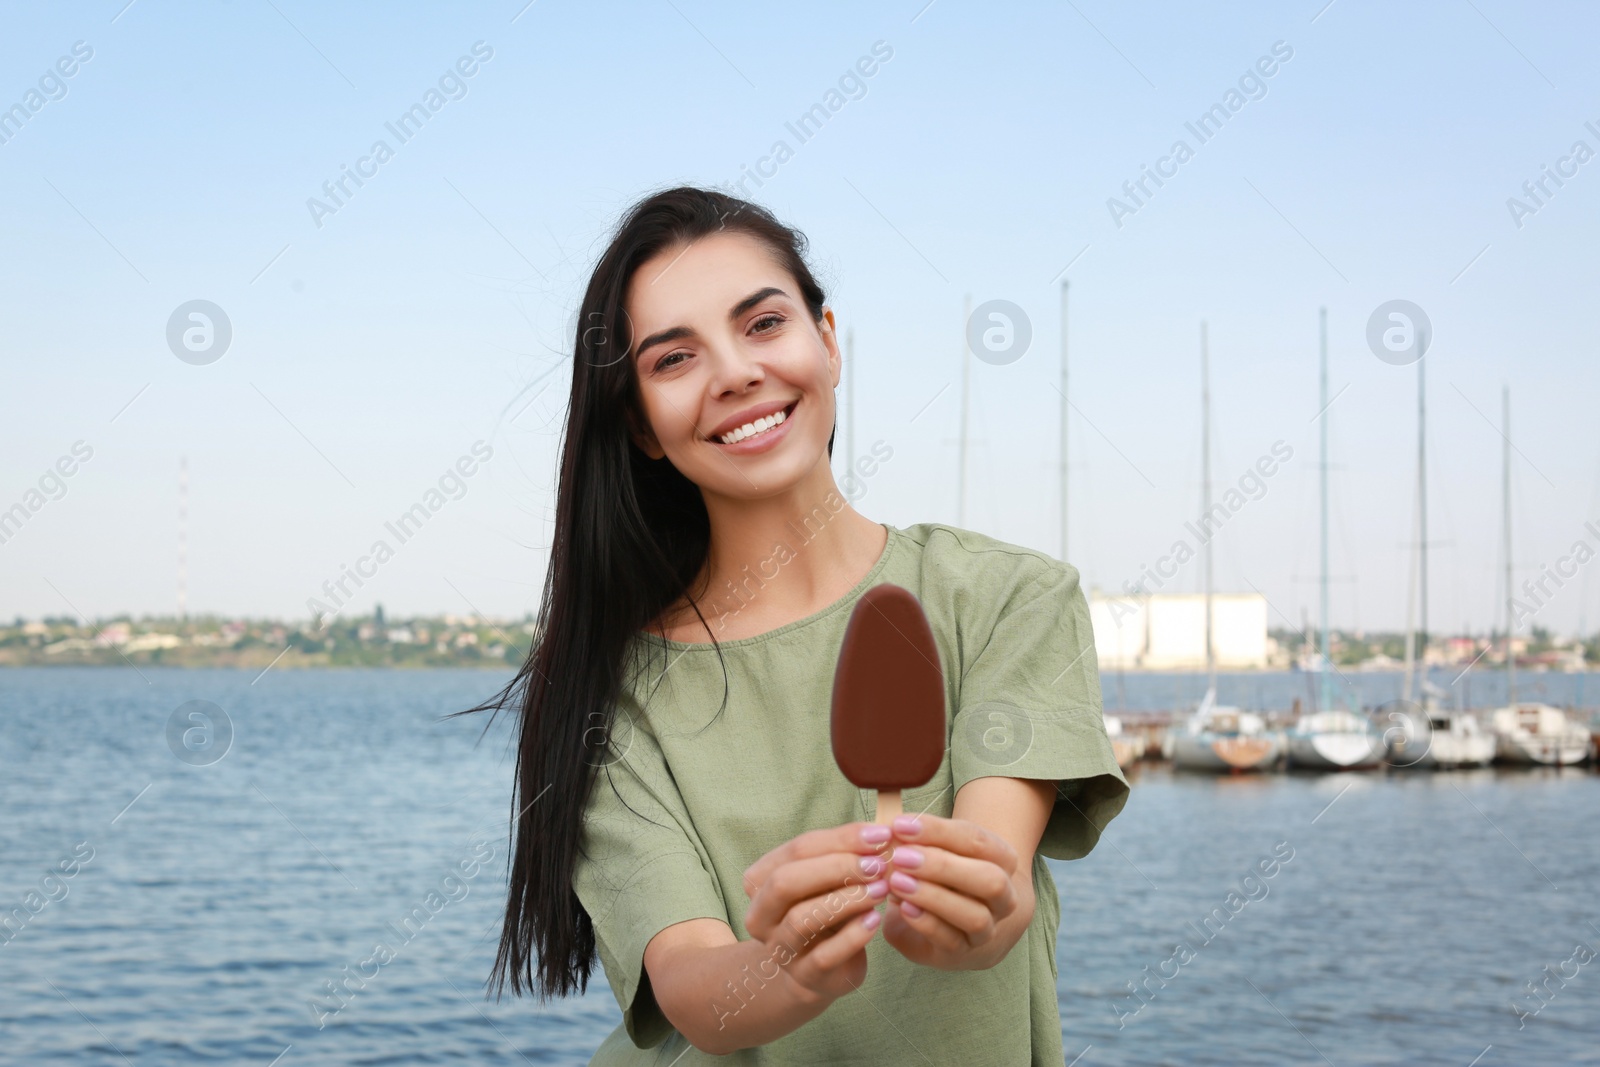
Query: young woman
464 186 1129 1064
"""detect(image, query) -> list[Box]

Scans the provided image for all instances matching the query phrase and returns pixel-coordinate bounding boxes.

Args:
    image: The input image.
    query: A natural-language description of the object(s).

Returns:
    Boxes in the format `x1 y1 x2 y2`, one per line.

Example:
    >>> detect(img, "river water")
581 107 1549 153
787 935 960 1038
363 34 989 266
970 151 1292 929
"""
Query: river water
3 668 1595 1065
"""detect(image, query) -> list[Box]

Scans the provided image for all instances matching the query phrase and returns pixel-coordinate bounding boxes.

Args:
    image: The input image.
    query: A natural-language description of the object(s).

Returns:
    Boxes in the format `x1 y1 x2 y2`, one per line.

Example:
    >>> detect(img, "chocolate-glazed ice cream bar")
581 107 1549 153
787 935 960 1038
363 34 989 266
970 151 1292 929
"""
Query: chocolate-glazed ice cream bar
830 583 946 824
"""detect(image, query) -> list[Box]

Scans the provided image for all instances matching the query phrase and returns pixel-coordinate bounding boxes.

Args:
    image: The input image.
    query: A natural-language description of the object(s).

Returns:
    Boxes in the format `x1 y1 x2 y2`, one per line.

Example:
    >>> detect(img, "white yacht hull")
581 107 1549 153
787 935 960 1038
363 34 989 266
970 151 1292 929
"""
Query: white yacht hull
1286 730 1386 769
1386 707 1495 769
1403 731 1497 769
1490 704 1593 766
1493 733 1591 766
1172 731 1281 772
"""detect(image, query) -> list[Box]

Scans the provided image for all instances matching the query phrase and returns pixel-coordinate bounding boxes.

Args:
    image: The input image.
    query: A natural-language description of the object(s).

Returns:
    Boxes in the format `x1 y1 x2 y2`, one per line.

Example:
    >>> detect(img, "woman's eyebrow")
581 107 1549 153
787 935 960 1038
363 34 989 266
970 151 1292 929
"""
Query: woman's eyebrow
634 286 790 358
727 285 787 321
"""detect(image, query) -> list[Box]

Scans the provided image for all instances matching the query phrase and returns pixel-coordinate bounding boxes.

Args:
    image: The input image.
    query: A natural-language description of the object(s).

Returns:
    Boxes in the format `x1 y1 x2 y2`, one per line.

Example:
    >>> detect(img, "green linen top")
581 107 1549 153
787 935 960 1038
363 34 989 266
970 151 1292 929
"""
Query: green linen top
572 523 1130 1066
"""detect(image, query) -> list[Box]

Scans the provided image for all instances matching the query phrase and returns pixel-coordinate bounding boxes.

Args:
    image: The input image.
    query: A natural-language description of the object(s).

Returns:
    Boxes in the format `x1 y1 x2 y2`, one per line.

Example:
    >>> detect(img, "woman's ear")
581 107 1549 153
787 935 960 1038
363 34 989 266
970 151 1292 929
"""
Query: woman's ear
628 405 667 460
819 307 841 389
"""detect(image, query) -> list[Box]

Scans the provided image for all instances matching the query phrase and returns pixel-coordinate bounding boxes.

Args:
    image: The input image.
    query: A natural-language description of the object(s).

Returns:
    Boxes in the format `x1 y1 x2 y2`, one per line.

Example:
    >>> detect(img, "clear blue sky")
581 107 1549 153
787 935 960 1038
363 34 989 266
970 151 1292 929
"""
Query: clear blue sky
3 0 1598 638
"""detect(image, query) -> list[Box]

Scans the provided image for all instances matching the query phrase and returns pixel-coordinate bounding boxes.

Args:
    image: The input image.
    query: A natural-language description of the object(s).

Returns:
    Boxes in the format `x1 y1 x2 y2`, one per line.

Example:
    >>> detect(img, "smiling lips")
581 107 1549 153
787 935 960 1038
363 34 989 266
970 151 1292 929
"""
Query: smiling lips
713 402 796 446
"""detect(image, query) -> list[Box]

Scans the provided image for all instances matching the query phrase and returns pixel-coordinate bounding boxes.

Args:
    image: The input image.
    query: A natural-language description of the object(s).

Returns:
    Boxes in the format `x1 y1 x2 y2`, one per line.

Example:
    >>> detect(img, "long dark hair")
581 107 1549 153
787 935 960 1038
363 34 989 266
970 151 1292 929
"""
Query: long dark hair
453 186 830 1000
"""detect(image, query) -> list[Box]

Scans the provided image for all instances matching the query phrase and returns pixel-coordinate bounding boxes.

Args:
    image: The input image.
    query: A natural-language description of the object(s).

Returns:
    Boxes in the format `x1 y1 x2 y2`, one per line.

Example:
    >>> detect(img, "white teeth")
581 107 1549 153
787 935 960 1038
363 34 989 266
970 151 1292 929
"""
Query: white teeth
718 407 788 444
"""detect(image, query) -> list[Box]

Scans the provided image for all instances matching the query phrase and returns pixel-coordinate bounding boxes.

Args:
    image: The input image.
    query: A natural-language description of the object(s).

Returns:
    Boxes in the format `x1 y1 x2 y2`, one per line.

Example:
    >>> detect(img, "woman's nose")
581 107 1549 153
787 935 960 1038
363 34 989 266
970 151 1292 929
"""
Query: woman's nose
706 341 764 396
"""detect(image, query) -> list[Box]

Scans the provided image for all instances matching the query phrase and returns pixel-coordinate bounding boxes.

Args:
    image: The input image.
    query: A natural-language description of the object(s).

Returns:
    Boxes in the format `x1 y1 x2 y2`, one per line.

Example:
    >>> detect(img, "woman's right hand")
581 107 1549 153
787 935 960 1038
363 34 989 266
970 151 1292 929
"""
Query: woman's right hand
740 822 894 1004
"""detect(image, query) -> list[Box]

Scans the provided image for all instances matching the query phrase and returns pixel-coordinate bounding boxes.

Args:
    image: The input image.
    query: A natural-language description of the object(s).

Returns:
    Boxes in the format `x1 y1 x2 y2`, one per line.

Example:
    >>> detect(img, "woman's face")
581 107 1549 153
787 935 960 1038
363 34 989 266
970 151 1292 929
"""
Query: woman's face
624 230 840 500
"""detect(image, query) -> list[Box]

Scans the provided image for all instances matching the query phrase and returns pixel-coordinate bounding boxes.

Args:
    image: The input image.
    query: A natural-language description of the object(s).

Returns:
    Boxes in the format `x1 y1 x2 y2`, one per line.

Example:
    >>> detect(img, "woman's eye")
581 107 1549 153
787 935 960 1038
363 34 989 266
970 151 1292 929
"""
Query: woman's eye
655 351 688 371
752 313 784 333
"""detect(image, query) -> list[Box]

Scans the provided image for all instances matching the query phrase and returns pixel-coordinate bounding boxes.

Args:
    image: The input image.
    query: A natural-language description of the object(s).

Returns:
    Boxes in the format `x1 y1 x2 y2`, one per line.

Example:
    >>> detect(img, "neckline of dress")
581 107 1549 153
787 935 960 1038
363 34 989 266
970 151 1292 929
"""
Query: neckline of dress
637 524 900 651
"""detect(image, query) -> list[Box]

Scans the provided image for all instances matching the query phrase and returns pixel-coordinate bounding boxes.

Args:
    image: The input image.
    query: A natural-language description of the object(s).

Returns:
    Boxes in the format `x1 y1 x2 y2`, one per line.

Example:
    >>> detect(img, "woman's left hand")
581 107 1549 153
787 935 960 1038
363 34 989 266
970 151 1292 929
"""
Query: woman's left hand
879 812 1028 970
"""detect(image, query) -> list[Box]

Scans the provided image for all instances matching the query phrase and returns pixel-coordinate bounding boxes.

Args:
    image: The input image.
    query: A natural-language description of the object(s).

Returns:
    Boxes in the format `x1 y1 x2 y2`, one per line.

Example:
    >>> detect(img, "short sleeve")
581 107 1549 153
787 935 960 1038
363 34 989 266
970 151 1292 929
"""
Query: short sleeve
571 700 730 1049
949 559 1130 860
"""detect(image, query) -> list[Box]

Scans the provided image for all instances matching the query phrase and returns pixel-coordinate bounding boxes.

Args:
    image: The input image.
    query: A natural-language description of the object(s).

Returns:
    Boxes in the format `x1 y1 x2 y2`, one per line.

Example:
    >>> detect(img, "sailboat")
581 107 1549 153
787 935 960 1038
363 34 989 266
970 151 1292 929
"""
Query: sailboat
1287 308 1386 770
1488 387 1592 766
1105 715 1145 769
1387 344 1494 768
1393 677 1496 768
1493 702 1591 764
1171 322 1282 773
1173 689 1281 771
1289 707 1386 769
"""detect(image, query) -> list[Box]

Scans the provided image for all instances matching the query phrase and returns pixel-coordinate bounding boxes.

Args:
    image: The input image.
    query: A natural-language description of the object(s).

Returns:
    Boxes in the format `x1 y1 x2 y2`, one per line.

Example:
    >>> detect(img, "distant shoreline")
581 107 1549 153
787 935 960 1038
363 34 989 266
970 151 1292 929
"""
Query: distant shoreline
0 614 531 671
3 656 1587 676
0 646 526 670
0 651 517 670
0 659 515 669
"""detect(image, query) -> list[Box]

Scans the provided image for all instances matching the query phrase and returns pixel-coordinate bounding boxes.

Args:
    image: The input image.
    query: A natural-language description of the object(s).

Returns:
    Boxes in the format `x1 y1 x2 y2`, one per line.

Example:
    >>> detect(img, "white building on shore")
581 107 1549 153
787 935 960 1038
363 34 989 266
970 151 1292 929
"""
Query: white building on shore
1089 591 1271 670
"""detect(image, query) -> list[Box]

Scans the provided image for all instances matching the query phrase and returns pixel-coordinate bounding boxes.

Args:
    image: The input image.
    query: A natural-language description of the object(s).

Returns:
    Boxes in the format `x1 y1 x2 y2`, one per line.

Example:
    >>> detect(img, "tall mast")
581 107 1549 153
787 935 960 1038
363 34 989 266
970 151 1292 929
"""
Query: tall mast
1319 308 1332 714
957 294 971 527
1059 281 1069 562
1401 453 1419 705
1418 344 1429 690
1504 386 1516 704
178 455 188 621
1202 321 1215 694
845 326 855 478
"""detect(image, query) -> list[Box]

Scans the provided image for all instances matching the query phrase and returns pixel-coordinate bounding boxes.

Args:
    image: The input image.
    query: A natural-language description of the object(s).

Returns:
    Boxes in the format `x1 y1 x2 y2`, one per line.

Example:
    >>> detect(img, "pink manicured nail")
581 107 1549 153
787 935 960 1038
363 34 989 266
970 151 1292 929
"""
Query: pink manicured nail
892 815 922 836
862 910 883 931
861 824 891 844
891 846 924 869
859 855 884 876
889 871 919 895
867 879 889 899
900 900 924 918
